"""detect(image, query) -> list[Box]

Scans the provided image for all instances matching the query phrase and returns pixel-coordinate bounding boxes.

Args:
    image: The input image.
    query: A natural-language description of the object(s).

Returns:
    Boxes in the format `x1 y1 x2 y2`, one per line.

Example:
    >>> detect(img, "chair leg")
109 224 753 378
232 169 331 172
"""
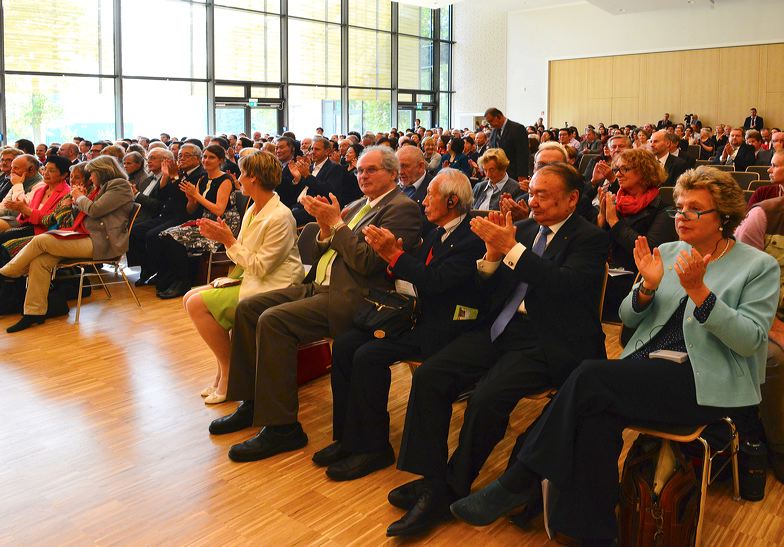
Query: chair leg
722 417 742 501
92 263 111 299
694 436 711 547
75 266 86 324
120 268 142 308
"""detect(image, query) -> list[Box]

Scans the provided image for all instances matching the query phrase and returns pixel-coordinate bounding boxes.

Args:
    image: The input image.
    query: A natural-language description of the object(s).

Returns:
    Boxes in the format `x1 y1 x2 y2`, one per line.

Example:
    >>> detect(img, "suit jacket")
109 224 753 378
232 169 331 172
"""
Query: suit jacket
225 193 306 302
711 142 756 172
490 119 530 179
158 165 205 222
664 153 690 186
578 139 602 155
292 159 346 225
75 178 135 260
656 119 673 130
606 195 677 272
754 148 774 166
479 214 609 385
0 176 12 202
276 162 300 210
472 176 523 211
391 215 486 356
409 172 435 208
744 116 764 132
302 189 423 335
134 173 162 222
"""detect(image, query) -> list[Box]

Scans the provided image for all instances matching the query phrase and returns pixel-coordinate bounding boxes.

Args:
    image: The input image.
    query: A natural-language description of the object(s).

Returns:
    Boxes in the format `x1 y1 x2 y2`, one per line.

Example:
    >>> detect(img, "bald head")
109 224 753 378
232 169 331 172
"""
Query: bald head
397 145 426 186
58 142 79 162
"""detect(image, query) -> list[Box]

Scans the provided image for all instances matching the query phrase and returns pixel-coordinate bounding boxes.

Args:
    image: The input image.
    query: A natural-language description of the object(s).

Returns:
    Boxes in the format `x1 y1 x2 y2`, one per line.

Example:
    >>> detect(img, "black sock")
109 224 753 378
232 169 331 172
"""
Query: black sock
498 460 538 493
268 423 297 434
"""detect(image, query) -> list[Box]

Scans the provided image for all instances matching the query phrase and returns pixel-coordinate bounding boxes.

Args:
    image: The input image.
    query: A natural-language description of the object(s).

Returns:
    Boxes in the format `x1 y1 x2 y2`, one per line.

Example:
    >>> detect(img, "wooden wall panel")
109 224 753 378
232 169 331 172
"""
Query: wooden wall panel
548 43 783 129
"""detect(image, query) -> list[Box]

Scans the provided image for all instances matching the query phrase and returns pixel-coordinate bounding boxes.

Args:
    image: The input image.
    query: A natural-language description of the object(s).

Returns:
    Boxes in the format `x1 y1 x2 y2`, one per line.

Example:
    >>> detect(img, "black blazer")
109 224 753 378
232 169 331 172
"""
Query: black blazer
711 142 756 172
410 172 435 208
744 116 764 131
157 165 205 222
490 119 530 179
606 195 677 272
664 154 689 186
293 159 346 225
134 173 162 222
277 163 301 210
479 214 609 385
754 148 774 166
391 215 486 356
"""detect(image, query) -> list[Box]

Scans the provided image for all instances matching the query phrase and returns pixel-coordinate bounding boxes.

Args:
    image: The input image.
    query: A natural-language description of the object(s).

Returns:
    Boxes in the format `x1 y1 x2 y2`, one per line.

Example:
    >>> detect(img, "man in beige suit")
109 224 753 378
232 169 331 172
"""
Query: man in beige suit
209 146 423 461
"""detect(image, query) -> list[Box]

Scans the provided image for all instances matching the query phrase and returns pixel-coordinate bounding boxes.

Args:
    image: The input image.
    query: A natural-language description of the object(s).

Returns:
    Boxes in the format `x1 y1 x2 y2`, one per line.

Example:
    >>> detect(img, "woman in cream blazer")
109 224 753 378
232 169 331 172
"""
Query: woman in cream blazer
183 151 305 404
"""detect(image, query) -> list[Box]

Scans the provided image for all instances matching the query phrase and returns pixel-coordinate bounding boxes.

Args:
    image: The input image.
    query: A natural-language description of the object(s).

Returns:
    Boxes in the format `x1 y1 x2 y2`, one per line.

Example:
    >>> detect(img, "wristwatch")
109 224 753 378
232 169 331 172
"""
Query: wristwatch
329 221 346 236
638 283 656 296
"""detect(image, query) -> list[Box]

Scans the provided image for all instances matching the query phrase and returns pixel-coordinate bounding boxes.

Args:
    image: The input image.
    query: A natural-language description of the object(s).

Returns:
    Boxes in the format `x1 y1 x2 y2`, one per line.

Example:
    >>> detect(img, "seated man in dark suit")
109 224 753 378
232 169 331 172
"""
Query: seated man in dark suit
128 143 204 285
315 169 485 482
472 148 523 210
744 107 764 132
208 146 423 462
397 145 434 234
288 136 345 225
385 163 609 538
273 136 301 211
747 130 774 166
130 147 170 223
583 135 632 202
656 113 673 130
650 130 689 186
712 127 756 172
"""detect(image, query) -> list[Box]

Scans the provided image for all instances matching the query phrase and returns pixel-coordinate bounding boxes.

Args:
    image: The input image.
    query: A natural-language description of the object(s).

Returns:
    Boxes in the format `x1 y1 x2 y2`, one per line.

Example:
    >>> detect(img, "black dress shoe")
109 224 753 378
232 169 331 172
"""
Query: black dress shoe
312 441 351 467
228 423 308 462
209 400 255 435
326 446 395 481
449 479 539 527
157 280 189 299
7 314 46 333
386 488 453 537
388 478 426 510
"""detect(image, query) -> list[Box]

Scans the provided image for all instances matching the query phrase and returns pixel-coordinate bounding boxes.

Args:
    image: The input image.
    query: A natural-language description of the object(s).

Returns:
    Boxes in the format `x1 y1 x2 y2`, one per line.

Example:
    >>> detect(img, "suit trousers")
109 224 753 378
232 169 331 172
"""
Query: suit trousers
397 314 552 498
127 217 181 272
225 283 331 427
0 233 93 315
515 358 730 540
331 328 421 453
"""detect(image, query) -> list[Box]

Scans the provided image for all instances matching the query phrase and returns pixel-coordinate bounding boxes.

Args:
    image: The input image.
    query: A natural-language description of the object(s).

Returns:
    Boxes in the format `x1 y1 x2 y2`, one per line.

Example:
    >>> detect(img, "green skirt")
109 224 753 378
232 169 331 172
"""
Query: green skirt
201 284 242 330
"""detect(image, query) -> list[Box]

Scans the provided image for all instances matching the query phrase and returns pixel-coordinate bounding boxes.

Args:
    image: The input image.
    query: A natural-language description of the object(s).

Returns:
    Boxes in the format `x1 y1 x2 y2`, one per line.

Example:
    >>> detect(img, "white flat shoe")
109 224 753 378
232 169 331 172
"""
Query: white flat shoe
204 392 227 405
200 385 216 397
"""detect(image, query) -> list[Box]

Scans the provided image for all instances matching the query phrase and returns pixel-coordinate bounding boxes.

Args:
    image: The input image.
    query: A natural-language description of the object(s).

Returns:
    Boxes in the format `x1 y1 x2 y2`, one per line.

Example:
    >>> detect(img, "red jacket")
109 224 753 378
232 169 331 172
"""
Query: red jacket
18 180 71 234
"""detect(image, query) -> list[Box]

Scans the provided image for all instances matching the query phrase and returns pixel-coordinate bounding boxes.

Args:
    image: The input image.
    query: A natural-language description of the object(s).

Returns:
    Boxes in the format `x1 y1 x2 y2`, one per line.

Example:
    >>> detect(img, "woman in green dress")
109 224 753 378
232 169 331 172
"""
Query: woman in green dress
183 151 305 404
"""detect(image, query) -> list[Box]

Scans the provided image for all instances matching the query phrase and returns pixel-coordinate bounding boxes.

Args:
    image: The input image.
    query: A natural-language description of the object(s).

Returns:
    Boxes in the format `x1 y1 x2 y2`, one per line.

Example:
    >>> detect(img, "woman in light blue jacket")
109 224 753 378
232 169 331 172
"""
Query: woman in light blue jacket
448 166 780 544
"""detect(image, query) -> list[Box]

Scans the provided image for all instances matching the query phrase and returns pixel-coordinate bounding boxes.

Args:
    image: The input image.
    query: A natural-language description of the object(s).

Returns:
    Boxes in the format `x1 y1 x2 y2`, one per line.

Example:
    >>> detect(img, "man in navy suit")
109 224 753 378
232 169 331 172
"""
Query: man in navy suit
386 163 608 537
313 168 486 482
289 136 345 224
484 107 530 180
744 107 764 132
712 128 757 172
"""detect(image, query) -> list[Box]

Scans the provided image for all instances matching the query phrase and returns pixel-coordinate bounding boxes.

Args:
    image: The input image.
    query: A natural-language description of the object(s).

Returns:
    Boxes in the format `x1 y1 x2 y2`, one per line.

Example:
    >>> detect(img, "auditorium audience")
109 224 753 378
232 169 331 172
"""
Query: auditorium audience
0 154 44 232
713 127 756 171
473 148 523 210
450 166 779 544
650 130 689 186
183 150 304 405
0 155 134 332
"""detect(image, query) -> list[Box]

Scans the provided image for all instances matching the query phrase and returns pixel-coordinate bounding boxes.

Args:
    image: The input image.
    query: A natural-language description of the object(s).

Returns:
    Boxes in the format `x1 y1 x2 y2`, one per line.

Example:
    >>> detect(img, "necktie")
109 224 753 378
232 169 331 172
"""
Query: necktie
426 227 446 265
314 202 373 284
490 225 551 341
402 185 417 198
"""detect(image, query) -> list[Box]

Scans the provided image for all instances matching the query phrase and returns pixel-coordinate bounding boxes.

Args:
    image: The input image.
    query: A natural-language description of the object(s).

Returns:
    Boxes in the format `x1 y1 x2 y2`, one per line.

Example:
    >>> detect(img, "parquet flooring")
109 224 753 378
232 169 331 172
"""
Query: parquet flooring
1 269 783 545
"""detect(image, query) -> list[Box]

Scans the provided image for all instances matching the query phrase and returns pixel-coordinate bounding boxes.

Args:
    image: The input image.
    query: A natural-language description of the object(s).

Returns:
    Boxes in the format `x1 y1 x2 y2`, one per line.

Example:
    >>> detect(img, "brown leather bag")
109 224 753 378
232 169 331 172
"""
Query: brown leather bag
619 436 700 547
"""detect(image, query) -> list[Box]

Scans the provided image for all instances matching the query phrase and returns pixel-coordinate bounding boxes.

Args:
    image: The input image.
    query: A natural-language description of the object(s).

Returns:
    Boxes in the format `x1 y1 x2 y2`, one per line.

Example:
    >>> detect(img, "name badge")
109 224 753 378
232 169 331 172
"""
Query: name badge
453 305 478 321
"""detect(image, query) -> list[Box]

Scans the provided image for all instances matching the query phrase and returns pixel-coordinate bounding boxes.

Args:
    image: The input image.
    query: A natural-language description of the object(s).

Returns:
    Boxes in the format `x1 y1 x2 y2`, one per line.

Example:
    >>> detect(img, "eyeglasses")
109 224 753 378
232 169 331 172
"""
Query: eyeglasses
356 167 383 176
177 153 198 159
666 207 718 220
611 166 633 175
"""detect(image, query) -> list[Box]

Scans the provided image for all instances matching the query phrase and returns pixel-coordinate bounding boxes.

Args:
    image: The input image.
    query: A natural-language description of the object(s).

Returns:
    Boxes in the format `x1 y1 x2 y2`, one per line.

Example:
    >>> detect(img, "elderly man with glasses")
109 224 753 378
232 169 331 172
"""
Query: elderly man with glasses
127 143 205 286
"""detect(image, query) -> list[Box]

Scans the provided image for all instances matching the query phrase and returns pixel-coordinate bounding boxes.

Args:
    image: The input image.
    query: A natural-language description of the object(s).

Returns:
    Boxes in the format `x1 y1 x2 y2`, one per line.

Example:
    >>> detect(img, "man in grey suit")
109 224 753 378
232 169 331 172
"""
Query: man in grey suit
472 148 524 211
747 130 774 166
209 146 423 461
484 107 530 180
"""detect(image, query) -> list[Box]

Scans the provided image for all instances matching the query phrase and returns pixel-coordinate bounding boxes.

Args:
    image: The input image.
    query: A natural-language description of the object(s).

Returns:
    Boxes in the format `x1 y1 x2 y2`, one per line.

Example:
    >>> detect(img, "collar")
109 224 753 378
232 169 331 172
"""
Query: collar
441 214 466 238
365 187 397 208
185 165 199 176
488 173 509 190
314 157 328 170
500 119 508 134
658 152 669 165
404 172 427 191
543 213 572 237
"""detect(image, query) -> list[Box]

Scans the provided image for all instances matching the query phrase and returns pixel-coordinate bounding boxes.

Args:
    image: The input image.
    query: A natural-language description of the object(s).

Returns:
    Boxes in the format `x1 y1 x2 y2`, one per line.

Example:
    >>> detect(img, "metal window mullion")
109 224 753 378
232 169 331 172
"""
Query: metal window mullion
0 0 7 144
340 0 348 134
207 0 216 134
280 0 288 133
113 0 123 138
390 1 398 127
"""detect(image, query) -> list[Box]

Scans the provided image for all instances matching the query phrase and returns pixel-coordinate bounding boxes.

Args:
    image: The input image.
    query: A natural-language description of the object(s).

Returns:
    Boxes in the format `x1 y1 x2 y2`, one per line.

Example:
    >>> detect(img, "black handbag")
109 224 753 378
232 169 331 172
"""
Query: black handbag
354 288 417 339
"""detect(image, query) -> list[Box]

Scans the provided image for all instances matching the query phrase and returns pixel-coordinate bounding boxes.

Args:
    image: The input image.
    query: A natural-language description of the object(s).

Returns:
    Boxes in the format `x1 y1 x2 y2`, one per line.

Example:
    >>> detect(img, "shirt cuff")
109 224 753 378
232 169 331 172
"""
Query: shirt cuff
502 242 527 270
477 257 501 278
693 291 717 323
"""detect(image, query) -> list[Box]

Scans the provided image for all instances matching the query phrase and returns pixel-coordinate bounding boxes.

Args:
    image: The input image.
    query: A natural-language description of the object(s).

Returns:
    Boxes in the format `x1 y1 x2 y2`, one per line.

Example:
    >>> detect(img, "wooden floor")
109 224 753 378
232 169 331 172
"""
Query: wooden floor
1 269 783 546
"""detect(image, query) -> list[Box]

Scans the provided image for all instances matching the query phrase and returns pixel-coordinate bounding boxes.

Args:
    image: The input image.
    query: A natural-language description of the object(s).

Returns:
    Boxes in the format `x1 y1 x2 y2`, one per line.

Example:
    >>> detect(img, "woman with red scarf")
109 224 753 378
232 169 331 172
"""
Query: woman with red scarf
597 148 677 321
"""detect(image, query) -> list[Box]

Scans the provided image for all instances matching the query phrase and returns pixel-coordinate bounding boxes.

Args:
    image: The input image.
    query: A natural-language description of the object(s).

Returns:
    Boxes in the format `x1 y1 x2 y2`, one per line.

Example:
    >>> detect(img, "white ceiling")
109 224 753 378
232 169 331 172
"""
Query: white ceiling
478 0 750 14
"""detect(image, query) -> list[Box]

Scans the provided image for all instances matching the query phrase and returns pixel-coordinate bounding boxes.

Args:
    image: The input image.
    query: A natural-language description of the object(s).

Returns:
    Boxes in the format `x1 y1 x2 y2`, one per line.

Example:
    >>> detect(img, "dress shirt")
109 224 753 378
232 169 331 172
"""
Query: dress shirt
399 171 427 197
312 158 328 177
142 173 162 197
476 173 510 210
477 214 572 313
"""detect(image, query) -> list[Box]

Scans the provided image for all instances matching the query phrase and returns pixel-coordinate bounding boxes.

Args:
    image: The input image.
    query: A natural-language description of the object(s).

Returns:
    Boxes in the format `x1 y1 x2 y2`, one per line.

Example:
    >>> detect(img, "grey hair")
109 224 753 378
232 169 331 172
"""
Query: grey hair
85 155 128 184
124 151 145 167
148 147 174 161
148 142 168 151
608 134 632 147
536 141 568 161
180 143 202 158
433 168 473 214
361 145 399 174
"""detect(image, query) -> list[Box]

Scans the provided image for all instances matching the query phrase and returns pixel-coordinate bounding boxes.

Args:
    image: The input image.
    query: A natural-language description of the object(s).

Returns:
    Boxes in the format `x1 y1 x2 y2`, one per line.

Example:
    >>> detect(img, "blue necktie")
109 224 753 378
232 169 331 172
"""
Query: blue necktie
402 185 417 198
490 225 551 342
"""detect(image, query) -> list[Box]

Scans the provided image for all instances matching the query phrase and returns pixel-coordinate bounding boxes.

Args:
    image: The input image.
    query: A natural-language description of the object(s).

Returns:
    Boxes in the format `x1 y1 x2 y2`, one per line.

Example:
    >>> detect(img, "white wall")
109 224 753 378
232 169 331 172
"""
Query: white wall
489 0 784 126
451 1 509 127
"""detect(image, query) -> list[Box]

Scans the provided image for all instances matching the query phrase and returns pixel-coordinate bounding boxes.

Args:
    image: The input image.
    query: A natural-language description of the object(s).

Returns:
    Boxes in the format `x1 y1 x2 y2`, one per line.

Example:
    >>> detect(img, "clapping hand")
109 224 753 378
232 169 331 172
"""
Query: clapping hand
71 184 86 200
363 224 403 263
592 160 612 185
603 190 618 226
198 217 235 248
470 210 517 262
179 180 199 200
500 194 529 222
632 236 663 290
302 193 342 232
517 177 530 192
674 248 709 291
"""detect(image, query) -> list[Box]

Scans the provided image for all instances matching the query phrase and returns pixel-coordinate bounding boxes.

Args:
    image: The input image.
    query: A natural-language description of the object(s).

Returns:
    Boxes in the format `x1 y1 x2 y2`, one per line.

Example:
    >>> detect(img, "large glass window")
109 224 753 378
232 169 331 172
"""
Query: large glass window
288 20 341 86
215 7 281 81
349 29 392 88
288 86 342 137
122 0 206 79
5 75 115 144
398 5 432 38
349 0 392 30
398 37 433 90
215 0 279 12
123 79 208 138
289 0 341 23
4 0 114 74
349 89 391 134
